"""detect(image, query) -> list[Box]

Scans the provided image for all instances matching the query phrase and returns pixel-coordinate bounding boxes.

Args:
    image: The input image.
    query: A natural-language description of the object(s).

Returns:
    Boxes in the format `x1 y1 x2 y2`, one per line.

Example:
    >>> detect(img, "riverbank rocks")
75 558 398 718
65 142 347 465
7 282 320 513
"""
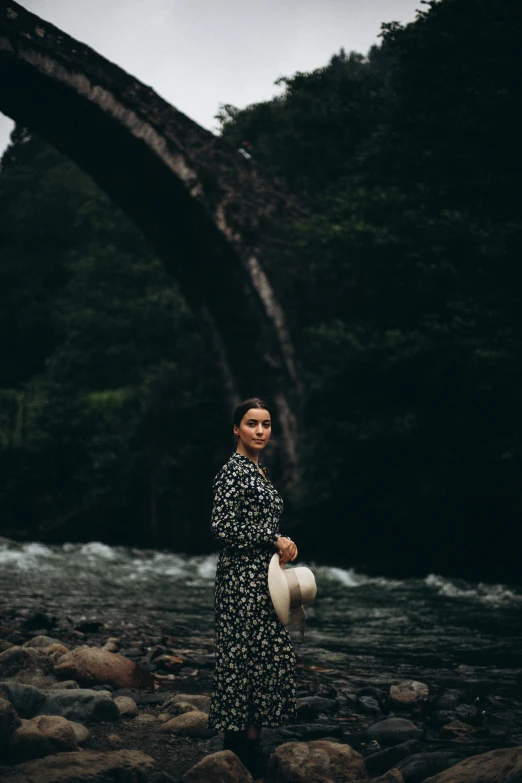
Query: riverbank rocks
373 770 404 783
389 681 429 710
54 647 153 689
0 749 169 782
396 750 465 781
365 739 421 776
9 715 79 760
163 693 210 713
159 710 210 737
114 695 139 718
422 745 522 782
0 696 21 753
22 636 65 649
37 688 119 722
182 750 252 783
0 646 55 686
439 720 478 739
266 740 367 783
367 717 424 745
296 695 338 719
0 681 46 718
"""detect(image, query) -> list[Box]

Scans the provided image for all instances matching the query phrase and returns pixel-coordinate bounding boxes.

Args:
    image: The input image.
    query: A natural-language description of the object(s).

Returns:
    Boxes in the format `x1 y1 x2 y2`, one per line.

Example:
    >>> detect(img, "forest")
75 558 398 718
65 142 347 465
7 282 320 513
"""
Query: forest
0 0 519 581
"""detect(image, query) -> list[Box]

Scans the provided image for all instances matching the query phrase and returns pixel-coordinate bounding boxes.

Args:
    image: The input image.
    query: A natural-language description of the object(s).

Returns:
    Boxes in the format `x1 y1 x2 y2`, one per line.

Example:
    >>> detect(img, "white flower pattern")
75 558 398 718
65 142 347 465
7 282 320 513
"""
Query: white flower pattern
208 452 297 731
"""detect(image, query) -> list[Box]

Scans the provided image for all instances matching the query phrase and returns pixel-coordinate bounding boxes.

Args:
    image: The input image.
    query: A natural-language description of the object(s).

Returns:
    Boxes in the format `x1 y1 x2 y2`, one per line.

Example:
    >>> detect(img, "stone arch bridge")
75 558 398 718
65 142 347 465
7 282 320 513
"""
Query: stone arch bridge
0 1 306 485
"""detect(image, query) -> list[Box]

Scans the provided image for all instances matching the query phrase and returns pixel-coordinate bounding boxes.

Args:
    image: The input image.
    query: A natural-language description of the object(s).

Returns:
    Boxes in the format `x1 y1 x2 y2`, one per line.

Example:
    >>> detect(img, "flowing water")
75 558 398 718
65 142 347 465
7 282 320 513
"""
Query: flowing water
1 537 521 695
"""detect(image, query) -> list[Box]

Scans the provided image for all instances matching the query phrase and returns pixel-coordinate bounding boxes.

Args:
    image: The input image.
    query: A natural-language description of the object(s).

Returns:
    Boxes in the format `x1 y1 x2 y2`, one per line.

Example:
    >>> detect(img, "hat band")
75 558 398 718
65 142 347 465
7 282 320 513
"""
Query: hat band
286 568 302 610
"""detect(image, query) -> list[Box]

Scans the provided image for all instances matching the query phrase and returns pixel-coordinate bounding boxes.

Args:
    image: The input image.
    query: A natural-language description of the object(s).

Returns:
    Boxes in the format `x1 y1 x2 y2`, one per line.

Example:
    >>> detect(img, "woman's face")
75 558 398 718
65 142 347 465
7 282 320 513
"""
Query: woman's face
234 408 271 453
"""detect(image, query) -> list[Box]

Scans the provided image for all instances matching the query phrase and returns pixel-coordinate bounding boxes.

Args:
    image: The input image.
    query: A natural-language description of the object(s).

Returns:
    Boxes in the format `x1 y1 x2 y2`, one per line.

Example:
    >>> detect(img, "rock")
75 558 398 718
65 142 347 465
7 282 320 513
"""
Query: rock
266 740 367 783
75 619 105 633
0 646 55 685
357 686 385 704
0 681 46 718
397 751 465 783
22 636 64 649
430 710 458 729
158 710 210 737
357 695 382 717
68 721 91 744
439 720 478 739
43 644 71 661
168 701 199 716
134 714 157 724
282 723 343 740
296 695 338 719
373 771 404 783
431 689 465 711
367 718 424 746
49 681 79 690
157 713 171 723
54 647 153 689
422 746 522 782
0 749 169 782
163 693 211 713
389 682 429 710
182 750 252 783
153 654 184 672
22 612 56 632
454 704 480 724
107 733 123 744
114 696 138 718
365 740 421 776
0 696 21 754
103 642 119 653
0 641 14 653
37 688 120 722
9 715 79 761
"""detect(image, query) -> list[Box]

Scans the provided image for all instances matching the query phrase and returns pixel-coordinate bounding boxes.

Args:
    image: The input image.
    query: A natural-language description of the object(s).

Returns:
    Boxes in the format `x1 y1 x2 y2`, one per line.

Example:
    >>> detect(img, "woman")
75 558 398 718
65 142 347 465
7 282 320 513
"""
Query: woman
208 397 298 772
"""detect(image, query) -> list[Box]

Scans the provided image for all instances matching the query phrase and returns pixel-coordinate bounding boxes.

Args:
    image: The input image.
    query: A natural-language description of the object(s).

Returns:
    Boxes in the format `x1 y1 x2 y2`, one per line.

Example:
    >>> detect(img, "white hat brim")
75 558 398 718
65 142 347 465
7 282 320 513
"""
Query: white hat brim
268 552 290 625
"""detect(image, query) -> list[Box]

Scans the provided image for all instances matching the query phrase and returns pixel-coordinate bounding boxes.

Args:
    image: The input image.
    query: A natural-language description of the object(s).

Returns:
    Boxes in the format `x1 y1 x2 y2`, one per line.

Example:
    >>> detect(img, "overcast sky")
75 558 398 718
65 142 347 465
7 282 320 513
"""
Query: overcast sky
0 0 422 155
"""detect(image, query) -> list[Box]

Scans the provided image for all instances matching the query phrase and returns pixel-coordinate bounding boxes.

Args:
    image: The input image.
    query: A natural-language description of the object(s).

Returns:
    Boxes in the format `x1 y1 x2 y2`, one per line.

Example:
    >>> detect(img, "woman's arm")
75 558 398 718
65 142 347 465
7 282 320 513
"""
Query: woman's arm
211 468 279 549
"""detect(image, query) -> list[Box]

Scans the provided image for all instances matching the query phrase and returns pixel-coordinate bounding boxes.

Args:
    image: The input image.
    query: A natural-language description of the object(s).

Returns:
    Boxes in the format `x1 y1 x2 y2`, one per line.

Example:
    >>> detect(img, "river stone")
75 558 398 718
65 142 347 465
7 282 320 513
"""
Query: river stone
0 681 46 718
163 693 211 713
373 771 404 783
439 720 477 739
54 647 152 689
23 636 64 649
430 710 458 729
182 750 252 783
69 721 91 744
266 740 367 783
296 696 338 719
367 718 424 746
10 715 79 760
357 695 382 717
159 710 210 737
365 740 422 776
114 696 138 718
37 688 119 722
1 696 21 753
0 749 168 782
49 681 79 690
134 714 157 724
422 745 522 782
168 701 199 716
0 646 55 686
389 682 429 709
432 689 465 711
397 751 465 783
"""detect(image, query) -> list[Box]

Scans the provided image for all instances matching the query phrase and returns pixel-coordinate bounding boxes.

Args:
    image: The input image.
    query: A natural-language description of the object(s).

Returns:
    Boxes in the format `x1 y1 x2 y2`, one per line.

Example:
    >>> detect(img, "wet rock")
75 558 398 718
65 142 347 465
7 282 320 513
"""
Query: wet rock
54 647 153 689
167 701 199 716
454 703 480 724
120 647 143 659
0 646 55 686
357 686 385 704
44 644 71 662
163 693 211 713
283 723 343 740
266 739 367 783
365 739 421 776
367 718 424 746
389 681 429 710
0 641 14 653
0 681 46 718
22 636 64 649
134 714 157 724
103 642 119 653
75 619 105 633
68 720 91 744
114 696 139 718
397 751 465 783
296 695 338 719
439 720 479 739
37 688 120 722
0 696 21 754
0 749 169 782
153 654 184 672
373 771 404 783
9 715 79 760
49 680 79 690
357 695 382 717
431 689 465 711
430 710 458 729
158 710 210 737
182 749 252 783
107 732 123 744
22 612 56 632
422 745 522 782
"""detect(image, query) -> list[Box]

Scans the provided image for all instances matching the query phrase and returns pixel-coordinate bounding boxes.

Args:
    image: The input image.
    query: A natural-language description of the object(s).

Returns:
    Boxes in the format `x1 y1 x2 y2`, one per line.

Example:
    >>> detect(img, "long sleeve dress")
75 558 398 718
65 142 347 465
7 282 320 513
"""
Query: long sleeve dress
208 451 296 731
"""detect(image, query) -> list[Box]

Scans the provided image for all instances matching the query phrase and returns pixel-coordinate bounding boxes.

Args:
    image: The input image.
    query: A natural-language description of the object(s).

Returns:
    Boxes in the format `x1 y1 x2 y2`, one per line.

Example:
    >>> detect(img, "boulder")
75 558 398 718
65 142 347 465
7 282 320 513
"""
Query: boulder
357 695 382 717
0 646 55 686
266 740 367 783
158 710 210 737
365 739 421 776
281 723 342 740
163 693 211 713
68 721 91 744
0 681 46 718
373 771 404 783
182 750 252 783
439 720 478 739
422 746 522 782
167 702 198 716
0 696 21 754
114 696 138 718
49 681 79 690
0 749 169 782
397 751 465 783
295 696 338 719
367 718 424 746
23 636 64 649
37 688 119 723
431 689 465 711
9 715 79 761
54 647 153 689
389 682 429 710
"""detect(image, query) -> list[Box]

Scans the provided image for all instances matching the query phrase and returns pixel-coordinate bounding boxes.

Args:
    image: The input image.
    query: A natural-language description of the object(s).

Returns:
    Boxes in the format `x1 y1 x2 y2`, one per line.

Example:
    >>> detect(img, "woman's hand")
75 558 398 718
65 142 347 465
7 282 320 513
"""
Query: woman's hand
275 536 298 564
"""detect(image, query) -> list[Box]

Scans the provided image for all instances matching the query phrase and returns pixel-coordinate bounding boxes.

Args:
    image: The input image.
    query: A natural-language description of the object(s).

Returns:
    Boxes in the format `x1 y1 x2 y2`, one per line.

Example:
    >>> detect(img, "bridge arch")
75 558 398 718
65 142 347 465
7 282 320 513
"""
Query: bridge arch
0 1 304 484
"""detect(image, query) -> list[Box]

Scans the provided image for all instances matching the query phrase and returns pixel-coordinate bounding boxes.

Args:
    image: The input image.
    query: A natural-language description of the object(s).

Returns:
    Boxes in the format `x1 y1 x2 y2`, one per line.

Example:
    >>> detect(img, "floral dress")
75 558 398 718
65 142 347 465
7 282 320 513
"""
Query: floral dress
208 451 296 731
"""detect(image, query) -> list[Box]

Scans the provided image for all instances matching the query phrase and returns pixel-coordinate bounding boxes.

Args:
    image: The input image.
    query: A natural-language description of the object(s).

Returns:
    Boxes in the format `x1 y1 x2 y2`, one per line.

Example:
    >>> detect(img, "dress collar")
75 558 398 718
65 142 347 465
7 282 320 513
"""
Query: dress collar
231 452 263 470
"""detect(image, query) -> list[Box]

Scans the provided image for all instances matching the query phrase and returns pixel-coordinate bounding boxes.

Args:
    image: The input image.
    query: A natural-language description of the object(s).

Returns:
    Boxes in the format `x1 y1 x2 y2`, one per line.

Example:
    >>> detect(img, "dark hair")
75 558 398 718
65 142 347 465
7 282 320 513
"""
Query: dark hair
233 397 271 428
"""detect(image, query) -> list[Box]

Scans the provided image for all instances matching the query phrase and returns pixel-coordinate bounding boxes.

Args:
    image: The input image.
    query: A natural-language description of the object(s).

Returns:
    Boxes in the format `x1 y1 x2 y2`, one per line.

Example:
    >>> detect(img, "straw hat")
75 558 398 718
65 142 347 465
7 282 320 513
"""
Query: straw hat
268 553 317 639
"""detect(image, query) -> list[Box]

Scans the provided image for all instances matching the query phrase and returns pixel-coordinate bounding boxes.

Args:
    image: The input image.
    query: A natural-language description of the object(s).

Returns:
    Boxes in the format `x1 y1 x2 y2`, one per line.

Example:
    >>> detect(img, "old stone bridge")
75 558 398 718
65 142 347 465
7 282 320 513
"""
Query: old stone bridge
0 1 306 484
